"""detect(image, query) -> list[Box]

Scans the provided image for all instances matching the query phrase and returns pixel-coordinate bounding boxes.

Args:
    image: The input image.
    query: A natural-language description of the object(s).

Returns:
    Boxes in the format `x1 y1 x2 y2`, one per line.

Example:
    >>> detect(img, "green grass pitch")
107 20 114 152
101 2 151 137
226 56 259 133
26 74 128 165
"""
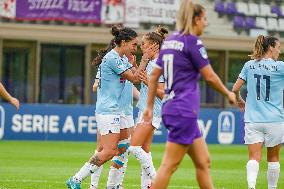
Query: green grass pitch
1 141 284 189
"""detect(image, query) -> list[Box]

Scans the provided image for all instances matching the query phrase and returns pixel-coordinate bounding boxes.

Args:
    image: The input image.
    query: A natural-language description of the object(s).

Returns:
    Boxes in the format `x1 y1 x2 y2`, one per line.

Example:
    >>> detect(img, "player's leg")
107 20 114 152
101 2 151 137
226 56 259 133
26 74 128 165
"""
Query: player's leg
267 145 281 189
151 141 188 189
265 122 284 189
246 143 262 189
244 123 265 189
90 133 103 189
129 122 156 180
67 114 120 189
187 137 213 189
106 115 134 188
107 128 130 188
141 131 154 189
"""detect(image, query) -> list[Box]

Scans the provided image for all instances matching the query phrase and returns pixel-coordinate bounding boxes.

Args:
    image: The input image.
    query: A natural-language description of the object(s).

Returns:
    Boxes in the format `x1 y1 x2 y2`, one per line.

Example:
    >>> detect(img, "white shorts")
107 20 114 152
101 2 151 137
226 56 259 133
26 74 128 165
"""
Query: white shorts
244 122 284 147
137 112 161 130
120 114 135 129
96 114 120 136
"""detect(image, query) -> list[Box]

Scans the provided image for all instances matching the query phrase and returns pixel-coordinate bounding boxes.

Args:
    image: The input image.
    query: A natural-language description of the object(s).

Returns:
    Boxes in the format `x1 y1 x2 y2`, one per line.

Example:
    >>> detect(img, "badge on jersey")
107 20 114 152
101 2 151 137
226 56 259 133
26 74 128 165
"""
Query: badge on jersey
196 39 203 45
116 60 125 70
199 47 208 59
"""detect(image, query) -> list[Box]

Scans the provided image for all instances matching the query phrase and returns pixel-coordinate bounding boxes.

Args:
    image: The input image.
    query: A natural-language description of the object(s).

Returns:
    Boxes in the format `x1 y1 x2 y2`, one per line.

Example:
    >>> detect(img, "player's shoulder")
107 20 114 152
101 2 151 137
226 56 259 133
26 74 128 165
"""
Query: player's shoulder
276 60 284 66
103 51 121 65
243 59 255 67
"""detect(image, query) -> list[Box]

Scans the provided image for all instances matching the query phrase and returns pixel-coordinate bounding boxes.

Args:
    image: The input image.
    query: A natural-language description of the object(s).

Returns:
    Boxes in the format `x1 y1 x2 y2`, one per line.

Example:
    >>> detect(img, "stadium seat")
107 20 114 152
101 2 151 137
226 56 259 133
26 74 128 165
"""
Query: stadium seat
267 18 278 31
245 17 257 29
214 1 226 15
248 3 260 16
233 16 245 29
225 2 238 15
271 5 283 17
277 18 284 31
236 2 249 16
259 3 277 17
256 17 267 29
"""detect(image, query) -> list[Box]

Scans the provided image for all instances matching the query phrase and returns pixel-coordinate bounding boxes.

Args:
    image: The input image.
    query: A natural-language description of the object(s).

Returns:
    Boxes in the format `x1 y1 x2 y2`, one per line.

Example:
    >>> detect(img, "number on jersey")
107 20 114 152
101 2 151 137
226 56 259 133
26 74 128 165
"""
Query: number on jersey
163 54 174 90
254 74 270 101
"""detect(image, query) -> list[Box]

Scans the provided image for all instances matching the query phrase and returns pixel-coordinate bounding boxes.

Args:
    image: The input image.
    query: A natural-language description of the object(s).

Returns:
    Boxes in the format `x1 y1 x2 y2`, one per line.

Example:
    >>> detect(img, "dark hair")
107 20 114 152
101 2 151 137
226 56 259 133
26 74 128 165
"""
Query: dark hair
92 25 137 66
92 39 116 67
111 25 138 46
250 35 279 60
145 26 168 49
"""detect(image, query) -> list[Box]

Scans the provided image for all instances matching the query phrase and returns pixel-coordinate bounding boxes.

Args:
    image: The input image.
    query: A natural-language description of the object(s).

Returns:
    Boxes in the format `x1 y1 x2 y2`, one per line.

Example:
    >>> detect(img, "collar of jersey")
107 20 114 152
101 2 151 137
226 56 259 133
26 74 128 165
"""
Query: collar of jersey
261 58 274 61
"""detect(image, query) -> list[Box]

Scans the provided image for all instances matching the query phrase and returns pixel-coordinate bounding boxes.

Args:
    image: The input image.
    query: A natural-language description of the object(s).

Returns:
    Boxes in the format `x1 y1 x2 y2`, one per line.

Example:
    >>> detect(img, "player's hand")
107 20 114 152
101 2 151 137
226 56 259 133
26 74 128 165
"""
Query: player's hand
237 99 246 112
227 91 237 105
127 54 137 67
9 97 20 110
92 82 98 93
143 43 159 60
139 70 149 86
142 108 153 125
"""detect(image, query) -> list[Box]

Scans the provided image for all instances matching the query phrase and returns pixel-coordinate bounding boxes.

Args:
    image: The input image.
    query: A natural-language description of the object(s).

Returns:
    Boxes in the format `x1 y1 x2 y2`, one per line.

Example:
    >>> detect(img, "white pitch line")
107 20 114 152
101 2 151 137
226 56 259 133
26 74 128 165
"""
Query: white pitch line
0 179 226 189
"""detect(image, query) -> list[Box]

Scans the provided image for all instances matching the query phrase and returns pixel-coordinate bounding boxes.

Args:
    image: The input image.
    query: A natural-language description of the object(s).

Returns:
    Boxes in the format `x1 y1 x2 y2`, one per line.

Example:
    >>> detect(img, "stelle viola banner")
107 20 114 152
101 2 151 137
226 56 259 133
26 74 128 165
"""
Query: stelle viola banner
15 0 102 23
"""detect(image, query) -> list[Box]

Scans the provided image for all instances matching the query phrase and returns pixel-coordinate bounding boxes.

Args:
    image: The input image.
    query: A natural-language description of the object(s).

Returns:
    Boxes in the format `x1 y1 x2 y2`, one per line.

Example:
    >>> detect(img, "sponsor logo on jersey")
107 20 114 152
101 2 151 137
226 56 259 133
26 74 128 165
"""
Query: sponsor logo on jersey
199 47 208 59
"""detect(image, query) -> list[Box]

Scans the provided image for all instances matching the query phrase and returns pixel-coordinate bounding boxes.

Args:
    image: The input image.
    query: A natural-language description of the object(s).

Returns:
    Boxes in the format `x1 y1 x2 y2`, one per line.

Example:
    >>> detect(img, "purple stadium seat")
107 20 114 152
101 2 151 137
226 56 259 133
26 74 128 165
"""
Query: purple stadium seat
245 17 257 29
233 16 245 29
271 5 283 17
214 1 226 14
226 2 238 15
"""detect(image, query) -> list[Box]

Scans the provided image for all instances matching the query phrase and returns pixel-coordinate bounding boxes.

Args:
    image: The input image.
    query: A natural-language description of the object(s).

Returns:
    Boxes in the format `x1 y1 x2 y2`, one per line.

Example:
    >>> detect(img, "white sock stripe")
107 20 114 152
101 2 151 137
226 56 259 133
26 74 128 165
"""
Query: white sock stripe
268 162 280 169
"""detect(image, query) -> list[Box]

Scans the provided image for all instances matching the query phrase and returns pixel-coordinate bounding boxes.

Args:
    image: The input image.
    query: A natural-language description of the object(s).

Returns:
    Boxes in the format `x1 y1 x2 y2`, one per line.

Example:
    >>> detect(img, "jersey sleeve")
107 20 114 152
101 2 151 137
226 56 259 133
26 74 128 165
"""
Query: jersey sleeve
238 63 248 81
155 53 163 69
108 57 131 75
189 39 210 69
277 61 284 75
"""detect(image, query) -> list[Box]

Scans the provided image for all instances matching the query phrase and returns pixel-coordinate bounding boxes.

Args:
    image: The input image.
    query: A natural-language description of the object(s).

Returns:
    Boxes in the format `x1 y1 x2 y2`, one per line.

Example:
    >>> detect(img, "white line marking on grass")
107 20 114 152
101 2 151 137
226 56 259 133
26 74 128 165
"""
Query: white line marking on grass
1 179 226 189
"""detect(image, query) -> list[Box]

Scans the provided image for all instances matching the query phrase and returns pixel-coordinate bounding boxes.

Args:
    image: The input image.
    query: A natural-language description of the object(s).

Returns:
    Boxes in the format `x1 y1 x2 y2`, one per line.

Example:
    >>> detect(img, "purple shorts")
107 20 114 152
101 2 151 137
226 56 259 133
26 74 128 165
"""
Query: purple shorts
162 114 202 145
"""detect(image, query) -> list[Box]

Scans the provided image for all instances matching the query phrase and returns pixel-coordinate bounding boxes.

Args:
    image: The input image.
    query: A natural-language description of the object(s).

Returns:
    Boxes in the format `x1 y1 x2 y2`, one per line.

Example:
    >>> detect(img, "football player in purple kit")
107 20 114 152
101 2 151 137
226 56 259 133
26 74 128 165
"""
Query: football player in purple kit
142 1 237 189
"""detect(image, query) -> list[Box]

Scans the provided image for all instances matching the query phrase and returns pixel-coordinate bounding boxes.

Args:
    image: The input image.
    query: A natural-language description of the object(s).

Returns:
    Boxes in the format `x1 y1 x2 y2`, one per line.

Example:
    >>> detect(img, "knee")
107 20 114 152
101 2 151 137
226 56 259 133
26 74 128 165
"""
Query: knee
195 156 211 170
162 161 180 174
250 154 261 162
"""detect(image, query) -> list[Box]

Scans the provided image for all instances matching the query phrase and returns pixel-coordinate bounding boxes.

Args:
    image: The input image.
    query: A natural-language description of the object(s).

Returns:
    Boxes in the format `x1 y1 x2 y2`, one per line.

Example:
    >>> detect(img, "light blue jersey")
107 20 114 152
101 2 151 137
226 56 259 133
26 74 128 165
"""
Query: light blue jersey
96 49 132 115
137 59 164 117
119 80 134 116
239 58 284 122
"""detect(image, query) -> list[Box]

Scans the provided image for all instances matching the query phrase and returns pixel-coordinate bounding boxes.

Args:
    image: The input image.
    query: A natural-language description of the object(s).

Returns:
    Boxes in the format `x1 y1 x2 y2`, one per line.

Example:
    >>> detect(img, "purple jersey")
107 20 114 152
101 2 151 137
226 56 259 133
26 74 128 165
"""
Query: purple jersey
156 32 209 118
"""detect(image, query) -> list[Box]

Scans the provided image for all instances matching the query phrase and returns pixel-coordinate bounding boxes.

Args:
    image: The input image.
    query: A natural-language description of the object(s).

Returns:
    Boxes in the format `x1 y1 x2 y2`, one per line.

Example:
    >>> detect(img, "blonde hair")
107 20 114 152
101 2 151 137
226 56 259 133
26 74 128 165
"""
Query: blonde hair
176 1 205 35
249 35 279 61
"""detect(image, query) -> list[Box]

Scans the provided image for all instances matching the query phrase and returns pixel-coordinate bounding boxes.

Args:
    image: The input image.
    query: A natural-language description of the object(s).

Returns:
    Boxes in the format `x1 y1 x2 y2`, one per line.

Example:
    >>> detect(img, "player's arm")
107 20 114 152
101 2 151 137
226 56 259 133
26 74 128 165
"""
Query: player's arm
200 64 236 105
232 78 245 102
144 67 162 114
0 82 20 110
92 79 99 93
139 69 164 100
133 86 140 101
232 78 246 112
121 69 140 84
